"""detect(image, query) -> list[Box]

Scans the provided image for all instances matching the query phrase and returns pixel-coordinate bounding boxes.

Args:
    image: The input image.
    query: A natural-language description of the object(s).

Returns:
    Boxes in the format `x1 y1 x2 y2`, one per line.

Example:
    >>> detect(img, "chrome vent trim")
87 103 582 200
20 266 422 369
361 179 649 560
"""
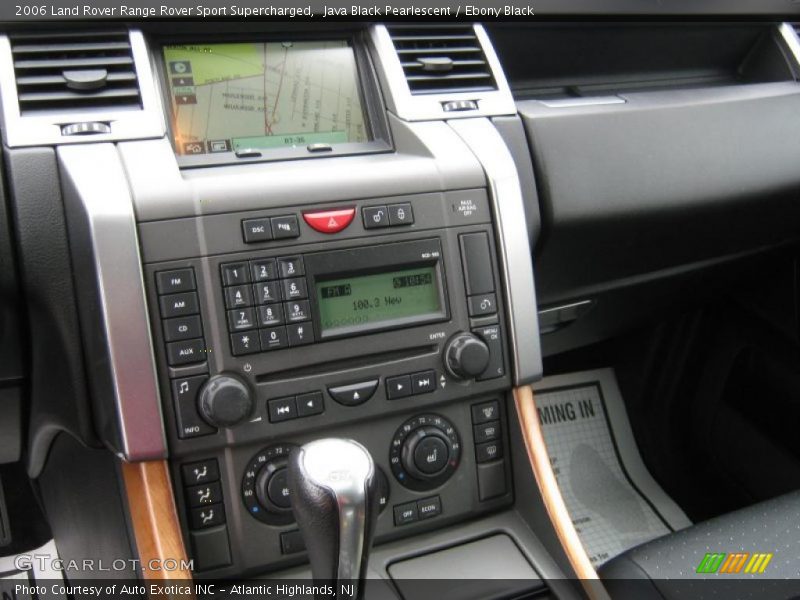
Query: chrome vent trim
368 24 516 121
10 31 141 113
0 30 165 147
387 25 497 95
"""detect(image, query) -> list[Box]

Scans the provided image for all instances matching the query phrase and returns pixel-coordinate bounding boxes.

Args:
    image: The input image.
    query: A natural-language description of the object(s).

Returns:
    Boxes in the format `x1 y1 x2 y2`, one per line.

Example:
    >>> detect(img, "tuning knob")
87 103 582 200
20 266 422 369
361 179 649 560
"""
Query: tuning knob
444 332 490 380
198 373 254 428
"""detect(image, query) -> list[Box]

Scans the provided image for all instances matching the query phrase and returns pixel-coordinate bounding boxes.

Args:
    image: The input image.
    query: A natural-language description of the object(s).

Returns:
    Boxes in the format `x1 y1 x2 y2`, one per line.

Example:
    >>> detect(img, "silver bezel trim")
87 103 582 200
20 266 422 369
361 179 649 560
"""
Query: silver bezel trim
368 24 516 121
778 22 800 69
0 30 165 148
449 118 542 385
58 143 166 461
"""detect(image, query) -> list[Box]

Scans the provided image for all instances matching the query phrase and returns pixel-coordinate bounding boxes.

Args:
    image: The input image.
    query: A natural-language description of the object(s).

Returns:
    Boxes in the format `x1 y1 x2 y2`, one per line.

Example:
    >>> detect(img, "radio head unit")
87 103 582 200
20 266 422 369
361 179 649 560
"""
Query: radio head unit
308 238 449 340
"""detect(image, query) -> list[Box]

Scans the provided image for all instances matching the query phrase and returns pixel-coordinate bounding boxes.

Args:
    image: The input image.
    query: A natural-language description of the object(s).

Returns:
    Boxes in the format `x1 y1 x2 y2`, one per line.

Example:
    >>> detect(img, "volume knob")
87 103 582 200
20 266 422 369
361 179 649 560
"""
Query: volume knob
198 373 254 428
444 332 490 380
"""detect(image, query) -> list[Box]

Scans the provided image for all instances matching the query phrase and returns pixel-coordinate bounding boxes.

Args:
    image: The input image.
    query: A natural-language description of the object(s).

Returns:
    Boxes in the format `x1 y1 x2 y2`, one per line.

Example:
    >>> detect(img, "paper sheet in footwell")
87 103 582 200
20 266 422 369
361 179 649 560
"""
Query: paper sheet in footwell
536 384 672 567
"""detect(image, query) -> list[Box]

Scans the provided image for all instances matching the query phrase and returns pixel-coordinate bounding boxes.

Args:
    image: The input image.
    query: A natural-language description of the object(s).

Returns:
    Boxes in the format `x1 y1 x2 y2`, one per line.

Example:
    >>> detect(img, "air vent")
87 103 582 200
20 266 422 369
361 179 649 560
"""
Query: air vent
387 26 497 95
10 31 141 113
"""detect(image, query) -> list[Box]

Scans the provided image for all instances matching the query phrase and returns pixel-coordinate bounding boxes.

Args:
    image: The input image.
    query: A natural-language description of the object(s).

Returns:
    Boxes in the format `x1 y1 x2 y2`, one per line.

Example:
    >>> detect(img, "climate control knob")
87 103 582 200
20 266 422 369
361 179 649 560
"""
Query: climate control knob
444 332 490 380
198 373 254 428
390 414 460 491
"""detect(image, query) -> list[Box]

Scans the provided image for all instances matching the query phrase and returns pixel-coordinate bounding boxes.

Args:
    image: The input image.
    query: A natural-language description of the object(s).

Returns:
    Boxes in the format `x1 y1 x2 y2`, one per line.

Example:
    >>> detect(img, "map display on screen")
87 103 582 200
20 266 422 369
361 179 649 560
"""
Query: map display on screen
163 41 369 156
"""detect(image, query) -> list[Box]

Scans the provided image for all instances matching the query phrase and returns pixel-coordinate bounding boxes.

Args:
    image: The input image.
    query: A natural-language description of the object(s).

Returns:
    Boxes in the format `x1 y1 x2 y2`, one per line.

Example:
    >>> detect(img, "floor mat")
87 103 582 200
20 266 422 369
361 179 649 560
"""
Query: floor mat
534 368 692 567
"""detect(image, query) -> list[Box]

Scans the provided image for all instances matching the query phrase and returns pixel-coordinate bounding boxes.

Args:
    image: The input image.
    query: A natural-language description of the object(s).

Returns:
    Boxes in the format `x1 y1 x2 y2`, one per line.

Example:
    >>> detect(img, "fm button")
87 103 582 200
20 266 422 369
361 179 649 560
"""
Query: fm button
302 207 355 234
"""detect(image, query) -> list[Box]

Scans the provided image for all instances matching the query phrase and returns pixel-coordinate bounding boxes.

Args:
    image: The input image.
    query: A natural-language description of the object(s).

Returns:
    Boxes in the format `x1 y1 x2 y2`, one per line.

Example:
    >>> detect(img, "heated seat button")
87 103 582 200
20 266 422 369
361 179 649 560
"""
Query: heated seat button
266 468 291 509
413 436 448 475
302 208 355 234
328 380 378 406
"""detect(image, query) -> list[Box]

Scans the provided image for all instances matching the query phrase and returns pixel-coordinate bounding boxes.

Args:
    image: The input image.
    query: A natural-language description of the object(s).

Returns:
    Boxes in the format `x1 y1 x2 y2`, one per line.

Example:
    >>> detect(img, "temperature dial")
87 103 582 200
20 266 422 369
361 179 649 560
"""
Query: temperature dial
242 443 297 525
390 414 460 491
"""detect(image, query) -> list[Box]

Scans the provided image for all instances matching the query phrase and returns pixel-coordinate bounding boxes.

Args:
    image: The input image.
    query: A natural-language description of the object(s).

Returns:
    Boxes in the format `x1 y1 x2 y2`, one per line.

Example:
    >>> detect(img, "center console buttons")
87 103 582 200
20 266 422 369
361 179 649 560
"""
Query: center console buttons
328 379 379 406
302 208 355 234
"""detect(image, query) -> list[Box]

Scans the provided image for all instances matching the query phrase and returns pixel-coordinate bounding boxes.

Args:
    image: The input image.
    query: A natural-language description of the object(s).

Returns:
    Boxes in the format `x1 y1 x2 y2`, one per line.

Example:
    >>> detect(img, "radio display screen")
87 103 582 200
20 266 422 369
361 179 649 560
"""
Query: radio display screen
162 41 369 156
316 266 442 336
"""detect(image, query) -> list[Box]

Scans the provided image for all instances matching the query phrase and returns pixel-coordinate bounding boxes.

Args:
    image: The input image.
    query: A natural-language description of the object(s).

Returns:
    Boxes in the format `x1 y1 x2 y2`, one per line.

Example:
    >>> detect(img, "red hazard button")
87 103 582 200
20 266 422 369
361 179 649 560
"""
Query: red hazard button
302 207 356 234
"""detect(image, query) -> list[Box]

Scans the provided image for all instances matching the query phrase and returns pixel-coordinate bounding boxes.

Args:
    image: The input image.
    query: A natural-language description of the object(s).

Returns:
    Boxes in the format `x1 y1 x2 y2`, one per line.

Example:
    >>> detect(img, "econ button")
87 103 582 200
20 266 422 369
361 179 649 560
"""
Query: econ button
302 207 356 234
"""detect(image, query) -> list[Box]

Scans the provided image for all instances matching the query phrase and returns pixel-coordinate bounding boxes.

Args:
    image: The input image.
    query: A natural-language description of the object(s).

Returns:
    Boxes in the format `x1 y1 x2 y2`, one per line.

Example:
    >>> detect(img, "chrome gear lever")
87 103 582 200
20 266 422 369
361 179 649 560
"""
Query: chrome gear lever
288 438 380 600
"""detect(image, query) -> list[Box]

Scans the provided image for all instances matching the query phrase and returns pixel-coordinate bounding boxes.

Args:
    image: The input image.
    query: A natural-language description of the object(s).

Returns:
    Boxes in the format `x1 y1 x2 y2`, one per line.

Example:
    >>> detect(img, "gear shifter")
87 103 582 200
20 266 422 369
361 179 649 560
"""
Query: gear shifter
288 439 380 599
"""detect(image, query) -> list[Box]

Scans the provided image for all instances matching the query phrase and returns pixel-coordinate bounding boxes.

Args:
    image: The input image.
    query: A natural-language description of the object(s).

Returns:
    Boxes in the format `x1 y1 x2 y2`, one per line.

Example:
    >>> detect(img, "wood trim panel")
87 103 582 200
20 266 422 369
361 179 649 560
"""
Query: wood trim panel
121 460 193 582
514 385 611 600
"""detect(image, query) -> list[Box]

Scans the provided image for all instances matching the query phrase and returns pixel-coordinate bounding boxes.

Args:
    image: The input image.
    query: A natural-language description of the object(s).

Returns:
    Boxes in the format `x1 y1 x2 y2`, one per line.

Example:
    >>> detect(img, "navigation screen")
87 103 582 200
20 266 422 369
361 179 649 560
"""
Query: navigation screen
317 266 442 337
162 41 369 156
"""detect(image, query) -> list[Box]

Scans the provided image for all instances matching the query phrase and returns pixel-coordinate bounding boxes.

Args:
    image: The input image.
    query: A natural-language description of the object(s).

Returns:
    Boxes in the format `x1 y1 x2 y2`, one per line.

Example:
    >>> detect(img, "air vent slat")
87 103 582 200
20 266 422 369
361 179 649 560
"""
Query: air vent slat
387 26 497 96
10 31 141 114
12 41 132 54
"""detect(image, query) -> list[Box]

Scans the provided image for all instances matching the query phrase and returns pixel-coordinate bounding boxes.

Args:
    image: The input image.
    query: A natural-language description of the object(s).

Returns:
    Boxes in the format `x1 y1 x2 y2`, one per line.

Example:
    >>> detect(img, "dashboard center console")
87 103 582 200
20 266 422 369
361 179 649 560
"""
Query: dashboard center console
39 23 542 580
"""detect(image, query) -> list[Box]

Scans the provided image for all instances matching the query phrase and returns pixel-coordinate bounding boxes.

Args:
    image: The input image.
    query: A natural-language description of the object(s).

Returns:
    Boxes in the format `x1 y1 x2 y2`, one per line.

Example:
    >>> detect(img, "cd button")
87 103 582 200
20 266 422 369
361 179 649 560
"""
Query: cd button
163 315 202 342
328 380 379 406
302 208 355 234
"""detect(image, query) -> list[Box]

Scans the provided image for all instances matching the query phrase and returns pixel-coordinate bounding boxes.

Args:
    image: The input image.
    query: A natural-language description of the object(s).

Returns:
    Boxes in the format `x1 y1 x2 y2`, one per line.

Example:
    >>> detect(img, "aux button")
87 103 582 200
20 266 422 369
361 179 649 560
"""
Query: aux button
302 207 356 234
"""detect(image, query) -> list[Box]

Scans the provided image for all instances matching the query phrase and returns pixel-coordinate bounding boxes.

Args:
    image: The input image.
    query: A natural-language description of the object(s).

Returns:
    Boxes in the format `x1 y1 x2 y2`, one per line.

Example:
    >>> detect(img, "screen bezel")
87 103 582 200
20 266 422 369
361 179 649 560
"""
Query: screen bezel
305 239 450 341
154 30 393 168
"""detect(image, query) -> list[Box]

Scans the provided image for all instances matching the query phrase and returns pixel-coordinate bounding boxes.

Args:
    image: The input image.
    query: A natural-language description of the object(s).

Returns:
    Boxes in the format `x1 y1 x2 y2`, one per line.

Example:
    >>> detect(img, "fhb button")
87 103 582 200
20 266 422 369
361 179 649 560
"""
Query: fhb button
302 207 355 234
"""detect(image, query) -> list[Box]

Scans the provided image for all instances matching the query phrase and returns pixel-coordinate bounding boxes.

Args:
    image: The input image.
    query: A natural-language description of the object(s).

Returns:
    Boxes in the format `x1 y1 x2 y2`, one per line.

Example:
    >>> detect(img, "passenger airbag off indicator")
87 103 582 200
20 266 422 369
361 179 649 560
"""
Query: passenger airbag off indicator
302 207 356 234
